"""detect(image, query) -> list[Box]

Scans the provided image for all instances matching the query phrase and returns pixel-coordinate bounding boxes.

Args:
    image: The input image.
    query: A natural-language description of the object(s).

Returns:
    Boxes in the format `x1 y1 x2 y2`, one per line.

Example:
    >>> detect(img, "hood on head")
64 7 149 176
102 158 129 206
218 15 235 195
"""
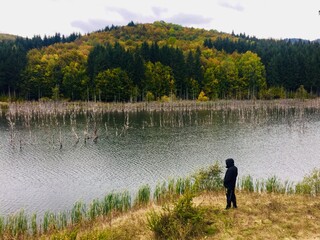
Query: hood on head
225 158 234 168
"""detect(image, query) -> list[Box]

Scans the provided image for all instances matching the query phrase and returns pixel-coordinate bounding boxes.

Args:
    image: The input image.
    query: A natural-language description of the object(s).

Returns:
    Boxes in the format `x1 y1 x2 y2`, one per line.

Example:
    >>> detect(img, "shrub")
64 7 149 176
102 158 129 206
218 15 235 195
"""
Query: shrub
296 169 320 196
147 193 207 239
197 91 209 101
259 86 286 99
295 85 309 99
145 91 155 102
160 95 170 102
193 162 223 192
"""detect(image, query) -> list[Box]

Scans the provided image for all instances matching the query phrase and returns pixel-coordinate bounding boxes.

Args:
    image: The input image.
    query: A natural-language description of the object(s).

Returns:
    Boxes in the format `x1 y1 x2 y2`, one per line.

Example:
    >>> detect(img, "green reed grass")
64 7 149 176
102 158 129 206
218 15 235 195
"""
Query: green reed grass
168 179 175 196
153 182 167 204
31 213 37 236
134 185 151 206
122 191 131 212
184 177 193 193
254 179 265 193
0 216 3 237
71 201 86 225
266 176 282 193
102 193 115 216
58 211 68 230
175 178 185 195
238 175 295 194
17 210 28 236
43 211 57 233
239 175 254 192
112 193 123 212
88 199 102 221
3 210 28 237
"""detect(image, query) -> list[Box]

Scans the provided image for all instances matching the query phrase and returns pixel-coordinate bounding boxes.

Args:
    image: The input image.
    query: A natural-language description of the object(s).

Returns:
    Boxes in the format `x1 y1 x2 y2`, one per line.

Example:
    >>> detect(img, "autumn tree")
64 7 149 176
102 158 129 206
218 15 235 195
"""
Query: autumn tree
237 51 266 99
95 67 133 102
143 61 175 99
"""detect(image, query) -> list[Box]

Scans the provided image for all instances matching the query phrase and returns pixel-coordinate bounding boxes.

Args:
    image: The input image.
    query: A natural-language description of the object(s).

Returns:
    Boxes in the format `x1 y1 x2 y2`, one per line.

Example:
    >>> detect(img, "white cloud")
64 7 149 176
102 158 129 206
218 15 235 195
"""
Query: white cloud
167 13 213 26
219 0 244 12
1 0 320 40
152 7 168 17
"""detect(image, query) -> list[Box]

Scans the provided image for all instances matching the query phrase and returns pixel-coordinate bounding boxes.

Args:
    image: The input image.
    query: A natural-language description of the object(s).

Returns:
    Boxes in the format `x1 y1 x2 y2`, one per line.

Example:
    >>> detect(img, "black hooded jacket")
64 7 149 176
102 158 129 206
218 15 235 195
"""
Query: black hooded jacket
223 158 238 189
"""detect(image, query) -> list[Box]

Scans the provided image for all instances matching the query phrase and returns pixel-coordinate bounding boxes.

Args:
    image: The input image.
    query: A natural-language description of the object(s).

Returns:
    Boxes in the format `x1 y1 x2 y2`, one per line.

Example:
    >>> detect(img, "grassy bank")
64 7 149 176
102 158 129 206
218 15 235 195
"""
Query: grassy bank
40 192 320 240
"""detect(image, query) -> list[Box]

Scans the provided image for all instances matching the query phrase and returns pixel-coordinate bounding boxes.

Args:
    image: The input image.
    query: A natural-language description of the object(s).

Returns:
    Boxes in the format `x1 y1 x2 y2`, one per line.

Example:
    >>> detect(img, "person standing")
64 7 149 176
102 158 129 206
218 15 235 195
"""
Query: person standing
223 158 238 209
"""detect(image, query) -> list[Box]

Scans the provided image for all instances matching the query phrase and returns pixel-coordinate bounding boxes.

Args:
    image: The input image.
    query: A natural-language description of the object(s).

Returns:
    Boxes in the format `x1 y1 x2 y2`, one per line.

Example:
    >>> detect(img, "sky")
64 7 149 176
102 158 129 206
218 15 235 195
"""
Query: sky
1 0 320 40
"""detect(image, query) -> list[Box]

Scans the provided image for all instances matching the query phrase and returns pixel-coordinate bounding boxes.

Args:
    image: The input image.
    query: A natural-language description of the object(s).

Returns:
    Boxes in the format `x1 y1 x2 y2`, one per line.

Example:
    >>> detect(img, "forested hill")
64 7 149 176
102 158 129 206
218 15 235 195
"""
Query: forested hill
0 33 17 42
1 21 320 102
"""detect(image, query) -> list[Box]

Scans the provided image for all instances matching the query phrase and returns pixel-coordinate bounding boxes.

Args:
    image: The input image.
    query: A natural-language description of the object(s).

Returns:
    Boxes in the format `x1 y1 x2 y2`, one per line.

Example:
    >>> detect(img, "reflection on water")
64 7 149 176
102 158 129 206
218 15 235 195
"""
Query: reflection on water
1 104 320 216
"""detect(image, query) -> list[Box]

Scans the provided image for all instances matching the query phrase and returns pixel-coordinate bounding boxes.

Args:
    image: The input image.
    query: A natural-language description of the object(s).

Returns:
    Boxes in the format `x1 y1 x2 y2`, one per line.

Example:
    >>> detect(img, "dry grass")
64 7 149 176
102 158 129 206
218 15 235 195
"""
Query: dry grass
193 191 320 240
39 191 320 240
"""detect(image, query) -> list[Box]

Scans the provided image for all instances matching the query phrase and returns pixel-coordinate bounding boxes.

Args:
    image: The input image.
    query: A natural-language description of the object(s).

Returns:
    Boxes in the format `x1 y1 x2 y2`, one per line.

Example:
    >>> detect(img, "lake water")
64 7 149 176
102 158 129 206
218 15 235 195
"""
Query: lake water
1 101 320 216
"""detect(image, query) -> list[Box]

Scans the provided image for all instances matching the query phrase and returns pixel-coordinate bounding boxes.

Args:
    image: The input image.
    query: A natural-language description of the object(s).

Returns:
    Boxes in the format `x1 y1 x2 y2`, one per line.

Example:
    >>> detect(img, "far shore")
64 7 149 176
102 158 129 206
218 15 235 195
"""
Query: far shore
3 98 320 116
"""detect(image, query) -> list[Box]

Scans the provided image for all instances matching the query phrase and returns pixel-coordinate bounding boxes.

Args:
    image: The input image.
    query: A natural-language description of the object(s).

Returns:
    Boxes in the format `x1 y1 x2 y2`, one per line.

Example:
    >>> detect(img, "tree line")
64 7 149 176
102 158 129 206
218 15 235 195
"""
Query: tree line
204 35 320 96
0 33 81 99
1 22 319 102
20 41 266 101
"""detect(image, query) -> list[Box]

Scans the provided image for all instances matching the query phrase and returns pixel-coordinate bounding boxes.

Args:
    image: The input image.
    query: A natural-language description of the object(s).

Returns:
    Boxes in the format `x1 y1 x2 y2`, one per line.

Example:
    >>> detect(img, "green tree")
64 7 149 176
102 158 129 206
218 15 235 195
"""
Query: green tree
95 68 133 102
144 61 175 99
237 51 266 99
203 66 219 99
214 57 238 99
62 61 89 100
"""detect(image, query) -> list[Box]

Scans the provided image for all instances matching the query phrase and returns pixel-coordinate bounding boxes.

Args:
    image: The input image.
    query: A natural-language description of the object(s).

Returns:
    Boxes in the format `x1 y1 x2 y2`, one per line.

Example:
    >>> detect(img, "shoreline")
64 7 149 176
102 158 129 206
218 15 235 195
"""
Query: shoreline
3 98 320 117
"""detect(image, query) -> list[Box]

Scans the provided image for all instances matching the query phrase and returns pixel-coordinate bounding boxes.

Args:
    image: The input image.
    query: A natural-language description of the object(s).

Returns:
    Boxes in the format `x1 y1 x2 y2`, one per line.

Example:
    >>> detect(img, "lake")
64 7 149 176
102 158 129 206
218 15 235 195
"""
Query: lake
1 100 320 216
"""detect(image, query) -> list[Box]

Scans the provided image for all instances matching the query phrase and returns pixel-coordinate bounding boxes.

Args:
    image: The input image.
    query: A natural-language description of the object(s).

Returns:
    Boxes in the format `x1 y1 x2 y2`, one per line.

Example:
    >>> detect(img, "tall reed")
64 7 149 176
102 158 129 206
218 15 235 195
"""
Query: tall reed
239 175 254 192
102 193 115 216
43 211 57 233
153 182 167 204
71 201 86 225
0 216 3 237
122 190 131 212
88 199 102 221
31 213 37 236
134 185 151 207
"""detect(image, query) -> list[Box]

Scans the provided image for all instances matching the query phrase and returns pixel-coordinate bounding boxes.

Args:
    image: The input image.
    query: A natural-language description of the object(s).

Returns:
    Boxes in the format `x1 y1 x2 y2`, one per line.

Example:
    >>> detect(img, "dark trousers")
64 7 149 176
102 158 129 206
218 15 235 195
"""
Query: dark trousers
226 188 237 208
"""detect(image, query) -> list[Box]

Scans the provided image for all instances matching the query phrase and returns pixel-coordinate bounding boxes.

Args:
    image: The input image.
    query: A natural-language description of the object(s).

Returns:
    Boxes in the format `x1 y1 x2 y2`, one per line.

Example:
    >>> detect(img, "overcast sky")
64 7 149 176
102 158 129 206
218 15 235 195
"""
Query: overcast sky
1 0 320 40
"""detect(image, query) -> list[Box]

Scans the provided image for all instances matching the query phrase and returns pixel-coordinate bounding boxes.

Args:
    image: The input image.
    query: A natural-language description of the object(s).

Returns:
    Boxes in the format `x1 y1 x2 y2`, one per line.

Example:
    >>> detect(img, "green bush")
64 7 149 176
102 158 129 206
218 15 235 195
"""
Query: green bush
193 162 223 192
295 85 309 99
259 86 286 99
296 169 320 196
197 91 209 101
147 193 207 239
145 91 155 102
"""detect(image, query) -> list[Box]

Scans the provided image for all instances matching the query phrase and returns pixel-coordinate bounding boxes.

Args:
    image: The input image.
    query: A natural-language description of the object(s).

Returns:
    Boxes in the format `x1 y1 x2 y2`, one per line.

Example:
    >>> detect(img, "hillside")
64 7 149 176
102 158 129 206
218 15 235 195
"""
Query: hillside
0 33 17 42
77 21 231 50
1 21 320 102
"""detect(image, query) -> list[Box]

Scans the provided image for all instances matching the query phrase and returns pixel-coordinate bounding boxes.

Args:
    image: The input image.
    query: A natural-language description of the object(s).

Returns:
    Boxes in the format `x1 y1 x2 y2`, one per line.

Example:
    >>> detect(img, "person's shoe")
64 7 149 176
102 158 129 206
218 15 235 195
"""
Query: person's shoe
225 206 231 210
